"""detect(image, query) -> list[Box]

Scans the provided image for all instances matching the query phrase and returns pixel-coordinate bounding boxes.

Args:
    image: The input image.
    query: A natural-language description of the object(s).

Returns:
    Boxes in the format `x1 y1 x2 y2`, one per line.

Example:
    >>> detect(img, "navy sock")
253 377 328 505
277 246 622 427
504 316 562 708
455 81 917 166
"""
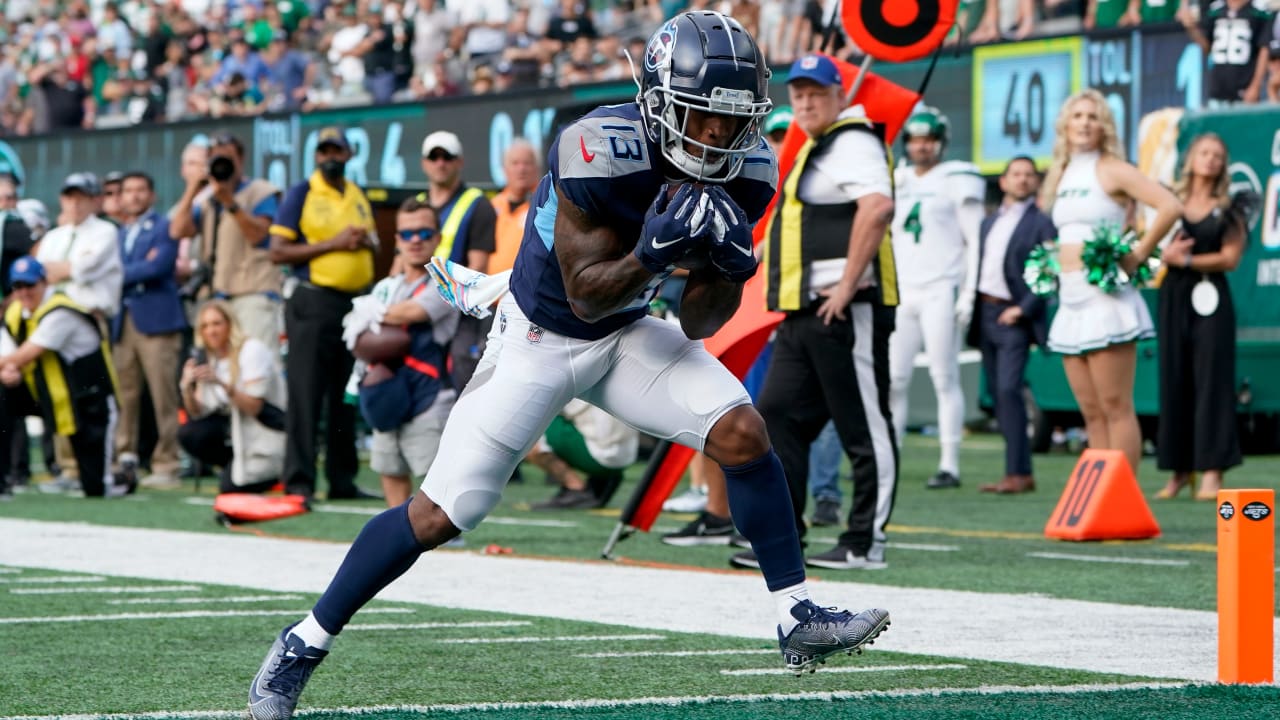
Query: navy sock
312 500 425 634
723 450 806 591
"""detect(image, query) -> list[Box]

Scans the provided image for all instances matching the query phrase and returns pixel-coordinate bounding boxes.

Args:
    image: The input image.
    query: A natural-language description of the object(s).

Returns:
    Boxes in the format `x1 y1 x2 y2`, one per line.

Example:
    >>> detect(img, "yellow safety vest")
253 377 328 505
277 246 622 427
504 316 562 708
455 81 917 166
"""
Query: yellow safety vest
434 187 486 263
763 118 899 311
3 293 119 436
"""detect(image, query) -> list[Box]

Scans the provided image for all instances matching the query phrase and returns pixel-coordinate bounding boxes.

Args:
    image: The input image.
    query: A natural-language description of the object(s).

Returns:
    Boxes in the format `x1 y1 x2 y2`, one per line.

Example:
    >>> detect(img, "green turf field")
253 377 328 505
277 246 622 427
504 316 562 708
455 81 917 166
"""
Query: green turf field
1 433 1277 719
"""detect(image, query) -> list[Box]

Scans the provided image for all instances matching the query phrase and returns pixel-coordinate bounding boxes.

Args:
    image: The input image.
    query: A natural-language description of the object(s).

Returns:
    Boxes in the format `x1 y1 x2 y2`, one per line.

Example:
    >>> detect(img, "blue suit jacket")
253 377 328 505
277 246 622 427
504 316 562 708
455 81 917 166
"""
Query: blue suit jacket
966 202 1056 349
113 210 187 340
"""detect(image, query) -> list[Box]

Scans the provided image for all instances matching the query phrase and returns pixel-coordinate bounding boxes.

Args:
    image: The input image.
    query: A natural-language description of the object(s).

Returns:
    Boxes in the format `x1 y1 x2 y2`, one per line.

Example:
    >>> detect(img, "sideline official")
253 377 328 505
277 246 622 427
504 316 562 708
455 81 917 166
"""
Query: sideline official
744 54 899 572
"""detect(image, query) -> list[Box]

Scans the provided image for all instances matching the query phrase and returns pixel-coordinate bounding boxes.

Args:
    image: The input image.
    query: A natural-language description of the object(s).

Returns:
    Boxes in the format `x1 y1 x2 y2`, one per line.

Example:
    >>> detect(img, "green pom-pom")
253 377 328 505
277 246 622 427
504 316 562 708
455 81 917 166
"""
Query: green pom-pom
1081 224 1142 293
1023 242 1060 297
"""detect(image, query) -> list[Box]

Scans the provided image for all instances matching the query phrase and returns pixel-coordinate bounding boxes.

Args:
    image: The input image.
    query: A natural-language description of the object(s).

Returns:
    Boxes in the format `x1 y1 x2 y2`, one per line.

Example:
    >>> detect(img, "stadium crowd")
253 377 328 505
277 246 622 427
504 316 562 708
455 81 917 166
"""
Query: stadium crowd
4 0 1279 136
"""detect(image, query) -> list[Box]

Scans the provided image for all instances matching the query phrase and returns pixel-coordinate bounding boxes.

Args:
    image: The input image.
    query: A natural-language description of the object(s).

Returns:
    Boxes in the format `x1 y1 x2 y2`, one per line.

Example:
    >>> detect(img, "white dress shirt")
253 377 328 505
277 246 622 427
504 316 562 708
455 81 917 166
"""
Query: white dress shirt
977 198 1033 302
35 214 123 317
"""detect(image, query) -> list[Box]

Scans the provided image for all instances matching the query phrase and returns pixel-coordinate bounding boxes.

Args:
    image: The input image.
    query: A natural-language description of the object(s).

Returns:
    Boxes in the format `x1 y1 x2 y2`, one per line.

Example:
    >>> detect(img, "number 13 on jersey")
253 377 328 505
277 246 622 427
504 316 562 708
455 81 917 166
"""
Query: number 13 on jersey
972 37 1083 174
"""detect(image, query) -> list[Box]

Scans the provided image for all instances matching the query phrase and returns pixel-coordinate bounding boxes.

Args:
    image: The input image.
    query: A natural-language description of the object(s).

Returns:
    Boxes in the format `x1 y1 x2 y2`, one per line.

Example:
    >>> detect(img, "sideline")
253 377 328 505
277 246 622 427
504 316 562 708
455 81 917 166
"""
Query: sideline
0 518 1246 681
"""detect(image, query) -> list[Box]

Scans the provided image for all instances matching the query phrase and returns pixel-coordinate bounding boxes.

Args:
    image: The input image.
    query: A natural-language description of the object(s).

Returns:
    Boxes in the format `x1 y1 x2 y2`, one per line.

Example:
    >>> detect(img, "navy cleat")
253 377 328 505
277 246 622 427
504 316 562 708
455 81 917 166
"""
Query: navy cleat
248 622 328 720
777 600 890 675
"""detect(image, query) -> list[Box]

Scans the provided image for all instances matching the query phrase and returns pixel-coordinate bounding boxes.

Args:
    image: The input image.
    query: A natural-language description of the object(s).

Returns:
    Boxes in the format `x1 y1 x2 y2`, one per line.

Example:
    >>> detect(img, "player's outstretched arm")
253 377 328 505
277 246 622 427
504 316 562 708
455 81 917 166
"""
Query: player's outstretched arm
679 269 743 339
554 186 659 323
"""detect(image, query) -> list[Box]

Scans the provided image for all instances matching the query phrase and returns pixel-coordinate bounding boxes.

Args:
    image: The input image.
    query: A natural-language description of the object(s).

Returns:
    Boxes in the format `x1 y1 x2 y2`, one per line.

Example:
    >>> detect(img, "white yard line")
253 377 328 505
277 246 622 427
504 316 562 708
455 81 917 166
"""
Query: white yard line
1026 552 1191 567
808 539 961 552
0 608 411 625
0 575 105 583
0 681 1194 720
346 621 532 631
0 518 1260 682
721 662 969 676
436 633 665 644
578 649 778 658
182 497 578 527
10 585 202 595
106 595 303 605
887 542 960 552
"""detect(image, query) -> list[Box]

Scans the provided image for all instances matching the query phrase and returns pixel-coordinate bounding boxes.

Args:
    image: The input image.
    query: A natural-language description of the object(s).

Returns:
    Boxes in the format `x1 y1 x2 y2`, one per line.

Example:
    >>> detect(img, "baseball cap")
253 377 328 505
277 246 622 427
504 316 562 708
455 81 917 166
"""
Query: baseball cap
8 256 46 286
103 170 126 186
765 106 793 135
787 54 842 87
61 172 101 196
316 126 352 152
421 131 463 158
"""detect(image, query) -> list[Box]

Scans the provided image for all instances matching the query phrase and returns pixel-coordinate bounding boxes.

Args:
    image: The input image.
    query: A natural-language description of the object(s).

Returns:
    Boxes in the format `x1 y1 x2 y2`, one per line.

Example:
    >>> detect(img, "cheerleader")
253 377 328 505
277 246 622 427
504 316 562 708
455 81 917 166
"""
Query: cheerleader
1154 133 1245 500
1039 89 1182 477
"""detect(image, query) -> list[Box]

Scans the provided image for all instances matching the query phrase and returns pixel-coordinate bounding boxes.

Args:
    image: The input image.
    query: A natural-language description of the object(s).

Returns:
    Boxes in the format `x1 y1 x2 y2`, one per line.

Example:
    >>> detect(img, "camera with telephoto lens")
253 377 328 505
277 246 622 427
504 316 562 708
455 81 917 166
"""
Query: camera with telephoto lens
178 262 212 301
208 155 235 182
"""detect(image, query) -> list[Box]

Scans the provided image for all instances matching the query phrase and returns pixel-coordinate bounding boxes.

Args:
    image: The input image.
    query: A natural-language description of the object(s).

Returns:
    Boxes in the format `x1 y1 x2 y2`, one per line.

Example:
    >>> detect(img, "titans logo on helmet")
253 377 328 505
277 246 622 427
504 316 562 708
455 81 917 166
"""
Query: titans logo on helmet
645 20 677 72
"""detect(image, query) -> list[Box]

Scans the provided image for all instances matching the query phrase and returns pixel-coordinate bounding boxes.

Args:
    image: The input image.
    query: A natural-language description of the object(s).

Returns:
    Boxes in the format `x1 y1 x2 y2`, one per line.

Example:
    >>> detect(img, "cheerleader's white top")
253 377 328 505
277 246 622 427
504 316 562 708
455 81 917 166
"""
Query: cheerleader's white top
1051 151 1127 245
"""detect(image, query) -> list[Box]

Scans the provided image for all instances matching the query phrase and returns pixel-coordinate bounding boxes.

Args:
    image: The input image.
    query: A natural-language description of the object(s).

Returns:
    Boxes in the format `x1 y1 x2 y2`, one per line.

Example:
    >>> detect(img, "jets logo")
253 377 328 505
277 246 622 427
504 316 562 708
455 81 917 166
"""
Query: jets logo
645 21 677 72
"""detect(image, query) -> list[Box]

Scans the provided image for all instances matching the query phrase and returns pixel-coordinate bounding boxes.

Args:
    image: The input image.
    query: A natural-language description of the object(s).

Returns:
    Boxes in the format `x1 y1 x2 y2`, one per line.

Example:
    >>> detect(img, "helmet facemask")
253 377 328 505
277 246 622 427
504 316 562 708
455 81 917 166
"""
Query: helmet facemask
643 84 768 182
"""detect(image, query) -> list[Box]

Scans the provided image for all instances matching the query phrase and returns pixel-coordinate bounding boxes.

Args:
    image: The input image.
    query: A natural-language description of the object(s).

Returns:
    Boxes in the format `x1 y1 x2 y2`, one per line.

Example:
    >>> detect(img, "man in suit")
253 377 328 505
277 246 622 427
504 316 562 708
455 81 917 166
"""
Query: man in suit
113 171 187 489
967 156 1055 494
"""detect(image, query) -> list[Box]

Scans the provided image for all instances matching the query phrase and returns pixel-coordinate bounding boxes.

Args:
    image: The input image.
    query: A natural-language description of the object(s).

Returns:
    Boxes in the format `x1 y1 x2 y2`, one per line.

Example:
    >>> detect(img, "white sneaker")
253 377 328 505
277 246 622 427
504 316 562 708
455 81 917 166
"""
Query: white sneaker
140 474 182 490
663 486 708 513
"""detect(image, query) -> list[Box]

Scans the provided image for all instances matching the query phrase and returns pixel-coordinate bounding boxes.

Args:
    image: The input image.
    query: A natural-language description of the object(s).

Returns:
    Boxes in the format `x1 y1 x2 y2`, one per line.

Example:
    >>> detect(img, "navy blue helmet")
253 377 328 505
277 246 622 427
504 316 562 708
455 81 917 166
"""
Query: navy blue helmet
638 11 772 183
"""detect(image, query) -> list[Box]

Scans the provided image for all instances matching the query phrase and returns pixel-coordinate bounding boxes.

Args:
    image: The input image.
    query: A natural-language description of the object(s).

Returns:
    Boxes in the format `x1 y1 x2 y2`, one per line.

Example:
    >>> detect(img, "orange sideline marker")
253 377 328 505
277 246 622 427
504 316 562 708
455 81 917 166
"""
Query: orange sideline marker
1217 489 1275 684
1044 449 1160 541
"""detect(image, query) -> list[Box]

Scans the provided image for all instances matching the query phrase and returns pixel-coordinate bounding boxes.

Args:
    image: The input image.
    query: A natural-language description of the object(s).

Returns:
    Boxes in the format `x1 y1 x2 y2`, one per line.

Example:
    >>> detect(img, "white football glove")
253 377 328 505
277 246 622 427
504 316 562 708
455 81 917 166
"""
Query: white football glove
426 257 512 319
342 295 388 350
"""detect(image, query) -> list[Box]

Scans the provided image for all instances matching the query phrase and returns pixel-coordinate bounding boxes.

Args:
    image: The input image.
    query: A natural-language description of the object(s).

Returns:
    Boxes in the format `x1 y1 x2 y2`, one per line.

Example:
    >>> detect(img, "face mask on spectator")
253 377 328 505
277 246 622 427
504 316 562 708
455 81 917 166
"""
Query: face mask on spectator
319 159 346 181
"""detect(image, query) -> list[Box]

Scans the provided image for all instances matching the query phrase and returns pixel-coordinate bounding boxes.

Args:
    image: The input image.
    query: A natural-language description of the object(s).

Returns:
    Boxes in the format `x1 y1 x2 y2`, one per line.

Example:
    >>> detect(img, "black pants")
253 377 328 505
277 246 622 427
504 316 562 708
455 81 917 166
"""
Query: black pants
283 284 359 498
1157 270 1241 472
757 301 898 557
178 413 277 494
67 396 116 498
978 301 1035 476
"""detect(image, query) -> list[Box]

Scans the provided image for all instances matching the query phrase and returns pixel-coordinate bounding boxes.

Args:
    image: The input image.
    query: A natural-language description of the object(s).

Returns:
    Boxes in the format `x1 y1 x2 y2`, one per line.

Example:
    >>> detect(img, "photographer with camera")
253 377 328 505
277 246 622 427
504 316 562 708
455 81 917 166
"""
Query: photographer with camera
178 300 287 494
170 133 284 357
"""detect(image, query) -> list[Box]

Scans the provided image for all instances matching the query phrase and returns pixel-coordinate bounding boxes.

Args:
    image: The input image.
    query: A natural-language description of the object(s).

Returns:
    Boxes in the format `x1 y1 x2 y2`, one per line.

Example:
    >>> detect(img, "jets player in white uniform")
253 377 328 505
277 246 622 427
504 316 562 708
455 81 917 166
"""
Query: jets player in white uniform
246 13 890 720
889 107 986 489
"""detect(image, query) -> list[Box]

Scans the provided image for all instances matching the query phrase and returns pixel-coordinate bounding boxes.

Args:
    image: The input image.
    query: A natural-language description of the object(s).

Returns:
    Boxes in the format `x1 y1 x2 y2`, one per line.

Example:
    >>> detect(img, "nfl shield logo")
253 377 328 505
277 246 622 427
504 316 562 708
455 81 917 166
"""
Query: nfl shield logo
526 324 544 344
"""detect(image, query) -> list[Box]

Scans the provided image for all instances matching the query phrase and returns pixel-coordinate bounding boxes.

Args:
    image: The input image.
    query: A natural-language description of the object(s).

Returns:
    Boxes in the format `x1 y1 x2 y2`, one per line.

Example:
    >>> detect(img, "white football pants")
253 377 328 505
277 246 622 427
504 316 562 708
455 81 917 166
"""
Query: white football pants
421 294 751 531
888 282 965 469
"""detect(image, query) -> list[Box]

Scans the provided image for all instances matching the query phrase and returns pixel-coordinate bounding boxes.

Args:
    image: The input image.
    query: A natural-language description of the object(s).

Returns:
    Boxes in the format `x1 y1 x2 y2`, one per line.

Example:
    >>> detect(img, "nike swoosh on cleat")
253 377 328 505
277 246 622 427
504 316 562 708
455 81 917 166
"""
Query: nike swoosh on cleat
651 236 684 249
579 136 596 163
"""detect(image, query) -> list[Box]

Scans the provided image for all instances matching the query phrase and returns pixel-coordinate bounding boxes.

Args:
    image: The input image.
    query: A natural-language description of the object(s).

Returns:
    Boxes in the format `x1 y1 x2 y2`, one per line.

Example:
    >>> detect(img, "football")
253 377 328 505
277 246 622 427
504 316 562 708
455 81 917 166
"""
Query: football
674 248 712 271
352 323 411 364
667 182 710 271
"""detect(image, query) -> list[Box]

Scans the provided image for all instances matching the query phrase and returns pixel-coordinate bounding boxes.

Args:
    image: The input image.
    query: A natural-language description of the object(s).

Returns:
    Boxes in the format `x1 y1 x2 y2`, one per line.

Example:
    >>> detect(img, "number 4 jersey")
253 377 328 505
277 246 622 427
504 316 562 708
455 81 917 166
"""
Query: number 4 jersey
891 160 986 289
508 103 778 341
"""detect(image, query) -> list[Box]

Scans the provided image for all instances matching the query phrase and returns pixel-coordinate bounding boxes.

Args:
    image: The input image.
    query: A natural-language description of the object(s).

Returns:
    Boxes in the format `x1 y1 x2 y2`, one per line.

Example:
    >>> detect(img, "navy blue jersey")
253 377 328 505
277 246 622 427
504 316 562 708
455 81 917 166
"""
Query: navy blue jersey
508 103 778 340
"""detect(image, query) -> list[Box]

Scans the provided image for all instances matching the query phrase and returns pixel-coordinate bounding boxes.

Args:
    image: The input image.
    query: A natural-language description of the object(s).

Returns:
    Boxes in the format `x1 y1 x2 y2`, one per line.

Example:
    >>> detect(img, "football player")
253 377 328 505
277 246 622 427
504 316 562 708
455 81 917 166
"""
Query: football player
248 12 890 720
888 107 986 490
